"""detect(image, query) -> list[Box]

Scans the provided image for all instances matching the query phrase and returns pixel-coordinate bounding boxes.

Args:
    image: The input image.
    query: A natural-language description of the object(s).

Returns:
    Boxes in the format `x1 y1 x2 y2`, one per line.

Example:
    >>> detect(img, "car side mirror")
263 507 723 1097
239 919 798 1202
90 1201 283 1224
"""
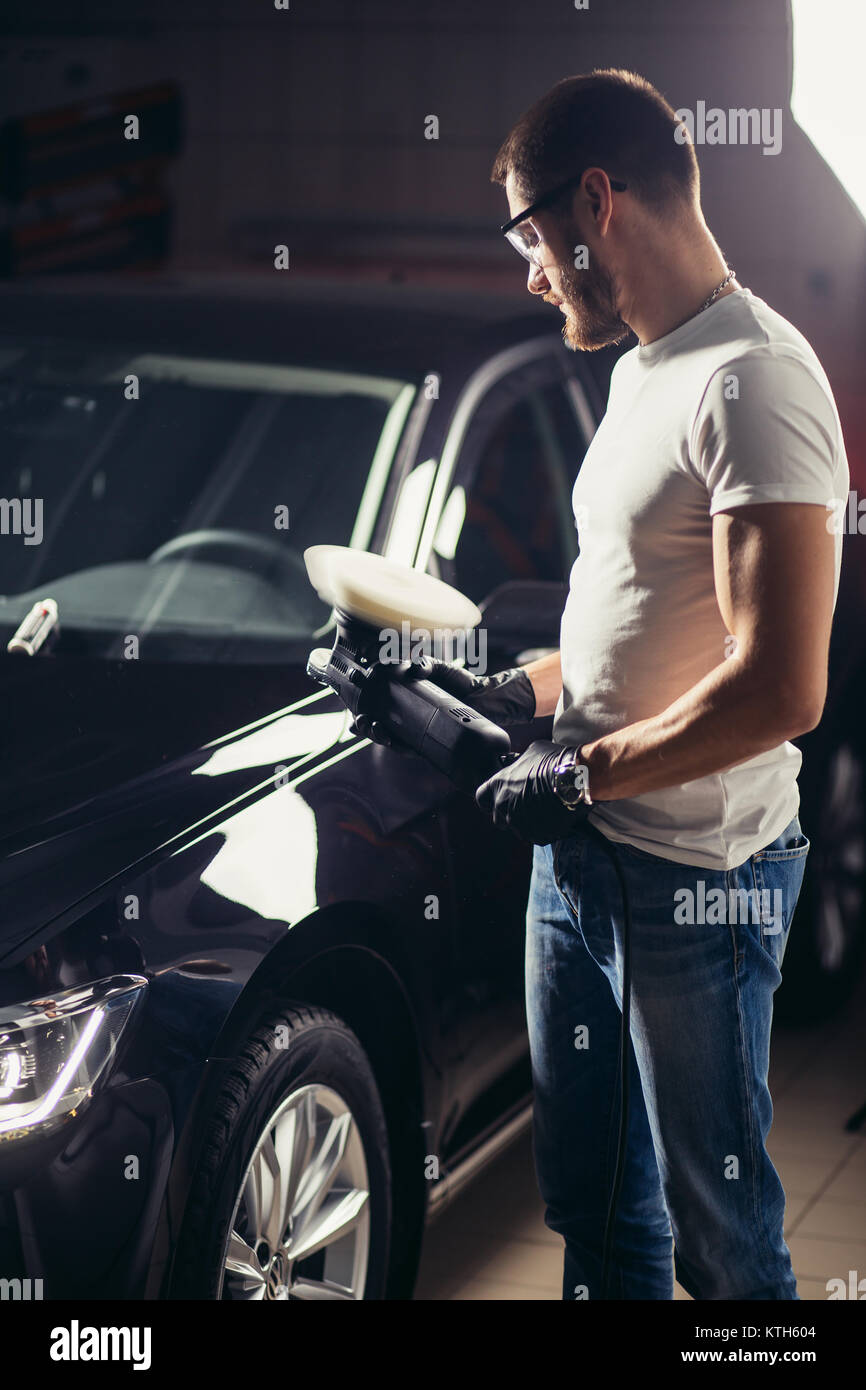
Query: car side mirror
478 579 567 654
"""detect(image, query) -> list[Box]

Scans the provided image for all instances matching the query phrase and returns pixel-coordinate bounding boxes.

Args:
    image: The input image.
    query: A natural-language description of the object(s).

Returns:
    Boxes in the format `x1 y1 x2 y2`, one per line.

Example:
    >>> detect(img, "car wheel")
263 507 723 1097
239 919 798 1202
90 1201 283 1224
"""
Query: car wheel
777 741 866 1023
169 1004 391 1299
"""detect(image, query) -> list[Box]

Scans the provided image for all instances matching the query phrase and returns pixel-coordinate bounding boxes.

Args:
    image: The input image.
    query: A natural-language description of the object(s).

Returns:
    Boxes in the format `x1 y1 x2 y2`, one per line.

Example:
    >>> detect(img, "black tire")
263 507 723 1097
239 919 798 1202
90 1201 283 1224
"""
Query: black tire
777 741 866 1023
169 1004 391 1300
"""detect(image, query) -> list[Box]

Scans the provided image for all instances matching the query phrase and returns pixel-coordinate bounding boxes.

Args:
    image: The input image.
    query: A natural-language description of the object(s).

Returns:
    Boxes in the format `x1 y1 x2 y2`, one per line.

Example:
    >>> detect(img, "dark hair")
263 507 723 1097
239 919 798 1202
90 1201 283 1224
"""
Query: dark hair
491 68 699 213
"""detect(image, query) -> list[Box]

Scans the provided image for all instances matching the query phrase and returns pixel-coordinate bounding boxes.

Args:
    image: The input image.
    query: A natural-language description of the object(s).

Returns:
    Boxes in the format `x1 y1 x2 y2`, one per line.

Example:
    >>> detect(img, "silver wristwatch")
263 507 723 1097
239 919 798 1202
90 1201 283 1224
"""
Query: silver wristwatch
552 745 593 809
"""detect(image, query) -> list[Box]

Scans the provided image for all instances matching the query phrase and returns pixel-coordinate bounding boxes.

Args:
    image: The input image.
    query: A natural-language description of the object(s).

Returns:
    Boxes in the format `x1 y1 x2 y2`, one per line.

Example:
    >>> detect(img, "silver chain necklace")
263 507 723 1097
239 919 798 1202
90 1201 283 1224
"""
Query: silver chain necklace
697 268 736 314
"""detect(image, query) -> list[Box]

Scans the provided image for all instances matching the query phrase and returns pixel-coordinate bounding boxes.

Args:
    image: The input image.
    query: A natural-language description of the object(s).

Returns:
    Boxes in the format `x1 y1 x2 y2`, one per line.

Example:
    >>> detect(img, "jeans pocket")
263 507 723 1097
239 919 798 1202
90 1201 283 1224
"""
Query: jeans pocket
746 824 809 964
552 833 584 920
751 816 810 863
752 838 810 863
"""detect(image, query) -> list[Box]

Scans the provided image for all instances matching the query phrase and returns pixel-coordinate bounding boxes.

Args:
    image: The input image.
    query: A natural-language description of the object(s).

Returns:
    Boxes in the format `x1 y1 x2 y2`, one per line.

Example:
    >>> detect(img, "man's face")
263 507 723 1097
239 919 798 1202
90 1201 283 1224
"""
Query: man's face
504 170 630 352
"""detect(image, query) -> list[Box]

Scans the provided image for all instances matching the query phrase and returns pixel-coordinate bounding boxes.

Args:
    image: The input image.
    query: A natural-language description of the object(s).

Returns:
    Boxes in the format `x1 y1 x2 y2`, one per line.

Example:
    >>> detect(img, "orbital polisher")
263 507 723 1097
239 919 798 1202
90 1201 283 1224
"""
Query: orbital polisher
304 545 519 793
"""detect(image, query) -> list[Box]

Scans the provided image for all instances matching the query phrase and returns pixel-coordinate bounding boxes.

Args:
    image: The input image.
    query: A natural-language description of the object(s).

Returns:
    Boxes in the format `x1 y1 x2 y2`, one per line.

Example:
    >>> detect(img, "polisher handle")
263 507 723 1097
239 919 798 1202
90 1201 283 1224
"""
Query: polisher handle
375 671 515 793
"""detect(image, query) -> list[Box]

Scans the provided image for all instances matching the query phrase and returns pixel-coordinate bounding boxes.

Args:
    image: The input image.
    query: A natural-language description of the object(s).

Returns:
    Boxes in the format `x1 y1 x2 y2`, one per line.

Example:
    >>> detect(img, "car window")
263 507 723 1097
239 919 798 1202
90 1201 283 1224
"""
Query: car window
0 340 415 662
432 376 589 606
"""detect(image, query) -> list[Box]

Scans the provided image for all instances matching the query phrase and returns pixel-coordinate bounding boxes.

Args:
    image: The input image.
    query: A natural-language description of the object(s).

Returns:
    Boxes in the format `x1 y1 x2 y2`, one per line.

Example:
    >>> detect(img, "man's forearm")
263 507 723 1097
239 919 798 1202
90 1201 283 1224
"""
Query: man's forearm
581 653 821 802
520 650 563 719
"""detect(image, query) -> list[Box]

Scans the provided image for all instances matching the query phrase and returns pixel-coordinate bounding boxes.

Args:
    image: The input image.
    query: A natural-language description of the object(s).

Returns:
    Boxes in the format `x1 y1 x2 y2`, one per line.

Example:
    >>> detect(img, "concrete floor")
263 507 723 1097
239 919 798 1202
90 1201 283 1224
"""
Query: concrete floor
415 968 866 1300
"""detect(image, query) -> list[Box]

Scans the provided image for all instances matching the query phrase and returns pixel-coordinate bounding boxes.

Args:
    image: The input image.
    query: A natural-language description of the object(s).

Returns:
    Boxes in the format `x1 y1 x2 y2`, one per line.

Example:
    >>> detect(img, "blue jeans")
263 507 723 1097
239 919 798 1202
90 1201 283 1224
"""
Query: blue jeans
525 814 809 1300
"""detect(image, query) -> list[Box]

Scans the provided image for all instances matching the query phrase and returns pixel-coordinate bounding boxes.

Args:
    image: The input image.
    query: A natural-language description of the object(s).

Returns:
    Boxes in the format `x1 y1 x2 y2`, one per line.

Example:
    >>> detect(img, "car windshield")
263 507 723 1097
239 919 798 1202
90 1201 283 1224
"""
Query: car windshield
0 337 415 662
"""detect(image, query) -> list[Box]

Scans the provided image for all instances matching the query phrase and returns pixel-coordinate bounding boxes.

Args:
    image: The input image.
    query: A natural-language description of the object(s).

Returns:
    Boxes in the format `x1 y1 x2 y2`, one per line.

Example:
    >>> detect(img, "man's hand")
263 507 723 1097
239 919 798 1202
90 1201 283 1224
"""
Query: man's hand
350 657 536 745
409 656 537 724
475 739 588 845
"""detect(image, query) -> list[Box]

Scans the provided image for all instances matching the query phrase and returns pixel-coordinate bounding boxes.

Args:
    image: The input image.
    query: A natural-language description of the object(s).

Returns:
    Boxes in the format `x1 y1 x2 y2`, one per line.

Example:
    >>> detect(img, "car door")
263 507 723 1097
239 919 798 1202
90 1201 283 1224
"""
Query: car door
420 345 596 1134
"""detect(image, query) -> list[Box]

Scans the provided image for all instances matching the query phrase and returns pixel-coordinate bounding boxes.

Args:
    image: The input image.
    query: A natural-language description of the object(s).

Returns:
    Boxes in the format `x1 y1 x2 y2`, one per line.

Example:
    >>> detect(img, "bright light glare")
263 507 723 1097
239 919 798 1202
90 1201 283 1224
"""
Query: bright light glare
791 0 866 220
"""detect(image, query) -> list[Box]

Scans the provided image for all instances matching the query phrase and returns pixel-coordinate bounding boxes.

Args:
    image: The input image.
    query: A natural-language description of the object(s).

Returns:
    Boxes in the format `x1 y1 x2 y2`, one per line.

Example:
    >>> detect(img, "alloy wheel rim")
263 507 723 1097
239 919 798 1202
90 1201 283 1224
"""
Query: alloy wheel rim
220 1083 371 1300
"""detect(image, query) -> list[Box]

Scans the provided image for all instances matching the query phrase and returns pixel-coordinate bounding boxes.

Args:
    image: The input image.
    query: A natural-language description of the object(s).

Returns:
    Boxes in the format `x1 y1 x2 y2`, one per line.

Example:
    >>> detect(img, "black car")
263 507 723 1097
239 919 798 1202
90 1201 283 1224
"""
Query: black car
0 274 862 1302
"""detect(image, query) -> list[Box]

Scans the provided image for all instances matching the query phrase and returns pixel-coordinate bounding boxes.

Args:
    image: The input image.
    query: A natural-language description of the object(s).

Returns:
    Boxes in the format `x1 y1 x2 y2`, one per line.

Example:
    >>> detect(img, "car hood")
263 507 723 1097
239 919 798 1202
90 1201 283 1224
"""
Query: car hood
0 655 345 959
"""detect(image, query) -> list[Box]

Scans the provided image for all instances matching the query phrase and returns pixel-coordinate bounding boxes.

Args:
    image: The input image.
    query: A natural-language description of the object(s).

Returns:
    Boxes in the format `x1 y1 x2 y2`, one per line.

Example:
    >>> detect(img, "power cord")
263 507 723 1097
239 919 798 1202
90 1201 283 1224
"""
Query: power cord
579 820 633 1301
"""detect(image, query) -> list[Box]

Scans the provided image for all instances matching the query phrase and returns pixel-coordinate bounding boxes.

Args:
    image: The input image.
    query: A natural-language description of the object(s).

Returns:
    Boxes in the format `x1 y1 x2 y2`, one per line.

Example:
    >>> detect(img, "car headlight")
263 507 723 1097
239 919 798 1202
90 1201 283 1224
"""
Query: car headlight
0 974 147 1141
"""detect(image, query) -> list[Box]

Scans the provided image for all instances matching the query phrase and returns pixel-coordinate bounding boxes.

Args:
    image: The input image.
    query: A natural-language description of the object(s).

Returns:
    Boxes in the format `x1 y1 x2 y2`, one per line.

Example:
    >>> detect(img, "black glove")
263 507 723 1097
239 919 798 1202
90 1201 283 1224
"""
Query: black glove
350 657 536 746
475 739 588 845
406 656 536 724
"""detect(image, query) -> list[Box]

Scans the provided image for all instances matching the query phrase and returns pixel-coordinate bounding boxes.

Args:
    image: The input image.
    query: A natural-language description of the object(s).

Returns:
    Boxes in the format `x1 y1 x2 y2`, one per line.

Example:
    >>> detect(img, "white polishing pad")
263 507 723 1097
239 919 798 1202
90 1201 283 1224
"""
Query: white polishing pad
304 544 482 631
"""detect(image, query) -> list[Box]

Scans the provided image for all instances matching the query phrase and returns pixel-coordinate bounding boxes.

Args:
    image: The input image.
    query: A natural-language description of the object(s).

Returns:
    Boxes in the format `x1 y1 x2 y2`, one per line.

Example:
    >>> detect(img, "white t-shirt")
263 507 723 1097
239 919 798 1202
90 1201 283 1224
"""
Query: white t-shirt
552 286 849 869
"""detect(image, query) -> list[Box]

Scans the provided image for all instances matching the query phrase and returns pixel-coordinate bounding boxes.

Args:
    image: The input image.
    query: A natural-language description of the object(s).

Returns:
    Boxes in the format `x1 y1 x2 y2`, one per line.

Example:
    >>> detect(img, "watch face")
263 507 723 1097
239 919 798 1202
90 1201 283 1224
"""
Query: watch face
554 758 582 807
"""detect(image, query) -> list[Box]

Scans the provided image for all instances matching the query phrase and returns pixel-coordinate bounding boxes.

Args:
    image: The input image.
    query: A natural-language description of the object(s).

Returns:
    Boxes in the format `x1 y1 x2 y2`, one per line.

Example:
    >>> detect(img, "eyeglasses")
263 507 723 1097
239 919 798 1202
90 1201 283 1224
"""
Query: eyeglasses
501 170 628 265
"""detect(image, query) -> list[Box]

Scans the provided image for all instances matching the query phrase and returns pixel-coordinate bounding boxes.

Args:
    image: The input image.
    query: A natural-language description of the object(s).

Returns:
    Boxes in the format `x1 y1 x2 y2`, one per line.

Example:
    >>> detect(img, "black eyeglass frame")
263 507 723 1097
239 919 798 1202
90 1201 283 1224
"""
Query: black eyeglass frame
500 170 628 235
